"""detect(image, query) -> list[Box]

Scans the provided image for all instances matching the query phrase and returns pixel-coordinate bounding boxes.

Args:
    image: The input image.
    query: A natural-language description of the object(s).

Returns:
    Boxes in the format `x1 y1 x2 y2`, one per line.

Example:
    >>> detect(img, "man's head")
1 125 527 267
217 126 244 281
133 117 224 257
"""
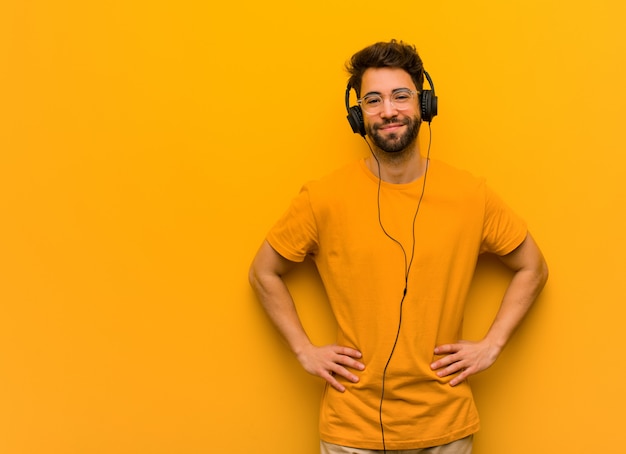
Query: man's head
346 40 425 157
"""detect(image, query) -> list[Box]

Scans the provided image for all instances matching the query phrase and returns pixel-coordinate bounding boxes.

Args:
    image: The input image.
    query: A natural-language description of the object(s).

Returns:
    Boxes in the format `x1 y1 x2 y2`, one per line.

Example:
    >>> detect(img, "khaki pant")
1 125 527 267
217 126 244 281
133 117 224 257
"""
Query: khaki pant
320 435 473 454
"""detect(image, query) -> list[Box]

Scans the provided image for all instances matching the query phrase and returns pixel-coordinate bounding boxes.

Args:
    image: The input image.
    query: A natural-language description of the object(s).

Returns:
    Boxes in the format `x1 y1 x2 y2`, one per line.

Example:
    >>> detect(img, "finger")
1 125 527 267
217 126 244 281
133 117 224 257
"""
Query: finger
430 352 461 370
333 345 363 360
331 347 365 371
433 343 461 355
335 354 365 371
434 360 466 378
449 368 472 387
323 370 349 392
330 364 361 384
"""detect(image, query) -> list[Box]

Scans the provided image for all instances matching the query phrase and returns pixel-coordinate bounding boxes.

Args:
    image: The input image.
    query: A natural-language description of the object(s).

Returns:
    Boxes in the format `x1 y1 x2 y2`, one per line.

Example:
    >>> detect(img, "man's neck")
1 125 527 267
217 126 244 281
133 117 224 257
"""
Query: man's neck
365 146 427 184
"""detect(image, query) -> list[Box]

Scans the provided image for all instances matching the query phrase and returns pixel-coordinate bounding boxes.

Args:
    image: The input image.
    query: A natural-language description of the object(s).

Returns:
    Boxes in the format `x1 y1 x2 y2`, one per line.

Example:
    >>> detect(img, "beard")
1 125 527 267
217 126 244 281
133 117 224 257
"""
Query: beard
366 114 421 158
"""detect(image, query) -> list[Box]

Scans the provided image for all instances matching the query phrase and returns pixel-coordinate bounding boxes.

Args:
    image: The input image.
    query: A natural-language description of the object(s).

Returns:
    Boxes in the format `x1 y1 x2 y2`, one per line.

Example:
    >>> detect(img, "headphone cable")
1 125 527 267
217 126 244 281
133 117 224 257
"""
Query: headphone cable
363 121 432 453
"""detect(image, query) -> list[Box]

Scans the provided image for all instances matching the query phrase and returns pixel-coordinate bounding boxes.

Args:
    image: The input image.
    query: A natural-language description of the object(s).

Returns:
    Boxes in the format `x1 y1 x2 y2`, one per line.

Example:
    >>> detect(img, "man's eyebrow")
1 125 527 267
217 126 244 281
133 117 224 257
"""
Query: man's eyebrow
362 88 413 97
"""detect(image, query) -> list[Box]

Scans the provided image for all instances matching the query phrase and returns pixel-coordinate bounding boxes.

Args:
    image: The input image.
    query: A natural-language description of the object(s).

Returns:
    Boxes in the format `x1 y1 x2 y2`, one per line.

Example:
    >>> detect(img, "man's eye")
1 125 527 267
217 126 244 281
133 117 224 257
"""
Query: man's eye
363 97 381 106
394 93 411 102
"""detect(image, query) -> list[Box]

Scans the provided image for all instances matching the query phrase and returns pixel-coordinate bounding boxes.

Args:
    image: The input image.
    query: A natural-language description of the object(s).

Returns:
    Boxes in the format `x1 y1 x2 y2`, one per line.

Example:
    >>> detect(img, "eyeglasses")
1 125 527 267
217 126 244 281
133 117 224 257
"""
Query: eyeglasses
357 89 419 115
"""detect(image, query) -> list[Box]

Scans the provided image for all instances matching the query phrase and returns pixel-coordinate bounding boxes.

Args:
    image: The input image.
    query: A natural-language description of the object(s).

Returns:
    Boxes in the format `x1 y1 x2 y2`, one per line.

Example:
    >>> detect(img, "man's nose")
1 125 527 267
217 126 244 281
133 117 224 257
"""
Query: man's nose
379 98 399 118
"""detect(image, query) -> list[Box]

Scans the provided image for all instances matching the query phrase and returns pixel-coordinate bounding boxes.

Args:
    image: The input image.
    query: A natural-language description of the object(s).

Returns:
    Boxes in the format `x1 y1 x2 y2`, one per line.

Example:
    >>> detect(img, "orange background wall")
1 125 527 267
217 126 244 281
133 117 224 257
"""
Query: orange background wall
1 1 625 453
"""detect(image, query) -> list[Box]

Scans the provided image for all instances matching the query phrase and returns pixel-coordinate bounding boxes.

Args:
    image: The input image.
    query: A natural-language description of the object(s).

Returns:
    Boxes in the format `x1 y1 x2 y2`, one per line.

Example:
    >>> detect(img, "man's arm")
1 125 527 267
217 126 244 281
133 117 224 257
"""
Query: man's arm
430 232 549 386
249 240 365 392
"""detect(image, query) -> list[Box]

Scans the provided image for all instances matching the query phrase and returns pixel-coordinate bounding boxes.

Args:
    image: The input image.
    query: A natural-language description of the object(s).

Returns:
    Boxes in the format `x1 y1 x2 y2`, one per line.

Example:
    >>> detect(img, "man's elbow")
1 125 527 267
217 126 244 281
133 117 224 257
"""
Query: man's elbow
536 257 549 290
248 259 263 294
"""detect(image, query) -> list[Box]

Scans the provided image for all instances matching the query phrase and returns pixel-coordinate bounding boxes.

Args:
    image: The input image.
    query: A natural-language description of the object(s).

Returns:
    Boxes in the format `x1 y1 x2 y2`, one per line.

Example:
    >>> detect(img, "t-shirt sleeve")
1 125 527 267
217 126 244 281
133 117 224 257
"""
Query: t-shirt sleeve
266 185 319 263
480 185 528 255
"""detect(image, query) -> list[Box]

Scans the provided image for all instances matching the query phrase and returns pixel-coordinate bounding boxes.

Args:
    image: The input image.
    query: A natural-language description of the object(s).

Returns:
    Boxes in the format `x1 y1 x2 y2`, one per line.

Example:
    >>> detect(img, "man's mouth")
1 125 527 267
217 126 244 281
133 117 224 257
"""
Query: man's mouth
377 122 405 133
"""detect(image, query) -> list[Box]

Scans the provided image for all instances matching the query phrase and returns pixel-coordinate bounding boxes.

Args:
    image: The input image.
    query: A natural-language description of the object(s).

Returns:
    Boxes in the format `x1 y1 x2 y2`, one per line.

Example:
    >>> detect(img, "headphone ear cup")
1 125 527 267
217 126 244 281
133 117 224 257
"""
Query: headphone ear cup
420 89 438 123
347 105 366 136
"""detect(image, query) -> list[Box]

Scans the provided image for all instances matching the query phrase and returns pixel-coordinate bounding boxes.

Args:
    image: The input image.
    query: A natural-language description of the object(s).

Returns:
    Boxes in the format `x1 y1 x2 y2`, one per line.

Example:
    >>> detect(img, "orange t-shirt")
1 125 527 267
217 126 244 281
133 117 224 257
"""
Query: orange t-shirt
267 158 527 450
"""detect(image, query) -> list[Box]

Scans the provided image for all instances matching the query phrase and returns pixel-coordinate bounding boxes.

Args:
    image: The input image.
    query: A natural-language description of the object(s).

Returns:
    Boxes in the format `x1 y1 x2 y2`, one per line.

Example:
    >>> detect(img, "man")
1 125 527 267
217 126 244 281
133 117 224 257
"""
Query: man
249 40 548 454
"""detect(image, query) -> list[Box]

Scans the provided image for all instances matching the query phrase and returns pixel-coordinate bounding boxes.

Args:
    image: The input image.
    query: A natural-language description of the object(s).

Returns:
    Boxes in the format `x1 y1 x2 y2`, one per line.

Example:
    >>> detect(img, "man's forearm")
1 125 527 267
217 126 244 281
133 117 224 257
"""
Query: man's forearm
484 263 548 350
249 267 313 356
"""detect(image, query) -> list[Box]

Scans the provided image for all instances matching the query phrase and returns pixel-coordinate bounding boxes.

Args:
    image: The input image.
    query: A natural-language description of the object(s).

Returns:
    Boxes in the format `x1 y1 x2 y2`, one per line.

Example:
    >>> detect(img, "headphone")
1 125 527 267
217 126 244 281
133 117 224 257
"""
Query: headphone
345 71 438 136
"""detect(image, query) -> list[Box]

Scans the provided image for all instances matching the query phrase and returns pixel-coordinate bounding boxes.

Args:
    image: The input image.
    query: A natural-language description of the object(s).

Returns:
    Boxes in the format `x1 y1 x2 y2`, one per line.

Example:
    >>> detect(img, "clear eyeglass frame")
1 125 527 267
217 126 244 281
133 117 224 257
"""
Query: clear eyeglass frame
357 89 419 115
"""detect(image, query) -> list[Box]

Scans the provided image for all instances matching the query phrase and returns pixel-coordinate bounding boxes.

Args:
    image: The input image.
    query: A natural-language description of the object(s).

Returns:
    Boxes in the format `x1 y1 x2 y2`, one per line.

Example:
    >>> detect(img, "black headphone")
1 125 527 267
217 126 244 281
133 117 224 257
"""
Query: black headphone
345 71 438 136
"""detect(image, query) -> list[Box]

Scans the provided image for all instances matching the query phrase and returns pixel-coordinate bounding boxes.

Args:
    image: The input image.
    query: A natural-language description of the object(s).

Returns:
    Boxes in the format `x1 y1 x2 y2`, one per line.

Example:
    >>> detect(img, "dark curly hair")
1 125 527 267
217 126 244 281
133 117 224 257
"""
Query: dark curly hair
346 39 425 97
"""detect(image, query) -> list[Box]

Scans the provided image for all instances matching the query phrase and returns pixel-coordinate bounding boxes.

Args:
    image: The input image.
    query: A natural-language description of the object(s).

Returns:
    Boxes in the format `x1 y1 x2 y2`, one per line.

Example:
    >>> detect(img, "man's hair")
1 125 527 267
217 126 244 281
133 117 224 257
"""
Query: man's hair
346 39 425 97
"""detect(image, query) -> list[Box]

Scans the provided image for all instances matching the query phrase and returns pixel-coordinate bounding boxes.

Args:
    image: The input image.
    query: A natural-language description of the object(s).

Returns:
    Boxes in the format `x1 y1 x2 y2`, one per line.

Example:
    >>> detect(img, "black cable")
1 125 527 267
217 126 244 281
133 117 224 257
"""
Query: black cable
362 121 432 453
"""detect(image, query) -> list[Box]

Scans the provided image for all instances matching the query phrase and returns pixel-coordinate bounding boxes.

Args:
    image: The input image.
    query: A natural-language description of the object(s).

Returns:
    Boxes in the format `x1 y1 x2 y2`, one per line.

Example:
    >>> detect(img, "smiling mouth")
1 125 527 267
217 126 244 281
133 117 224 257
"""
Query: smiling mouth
376 118 407 130
377 123 405 133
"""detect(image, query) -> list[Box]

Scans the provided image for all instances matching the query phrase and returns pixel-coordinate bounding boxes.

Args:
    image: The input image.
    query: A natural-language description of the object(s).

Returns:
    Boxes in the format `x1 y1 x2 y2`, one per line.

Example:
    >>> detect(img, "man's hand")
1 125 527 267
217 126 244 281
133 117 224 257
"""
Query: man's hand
430 339 501 387
296 344 365 392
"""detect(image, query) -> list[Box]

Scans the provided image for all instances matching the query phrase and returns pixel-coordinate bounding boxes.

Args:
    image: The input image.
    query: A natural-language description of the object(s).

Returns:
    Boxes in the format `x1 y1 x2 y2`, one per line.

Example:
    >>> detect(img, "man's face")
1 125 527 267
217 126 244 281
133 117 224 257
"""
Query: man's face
360 67 421 154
